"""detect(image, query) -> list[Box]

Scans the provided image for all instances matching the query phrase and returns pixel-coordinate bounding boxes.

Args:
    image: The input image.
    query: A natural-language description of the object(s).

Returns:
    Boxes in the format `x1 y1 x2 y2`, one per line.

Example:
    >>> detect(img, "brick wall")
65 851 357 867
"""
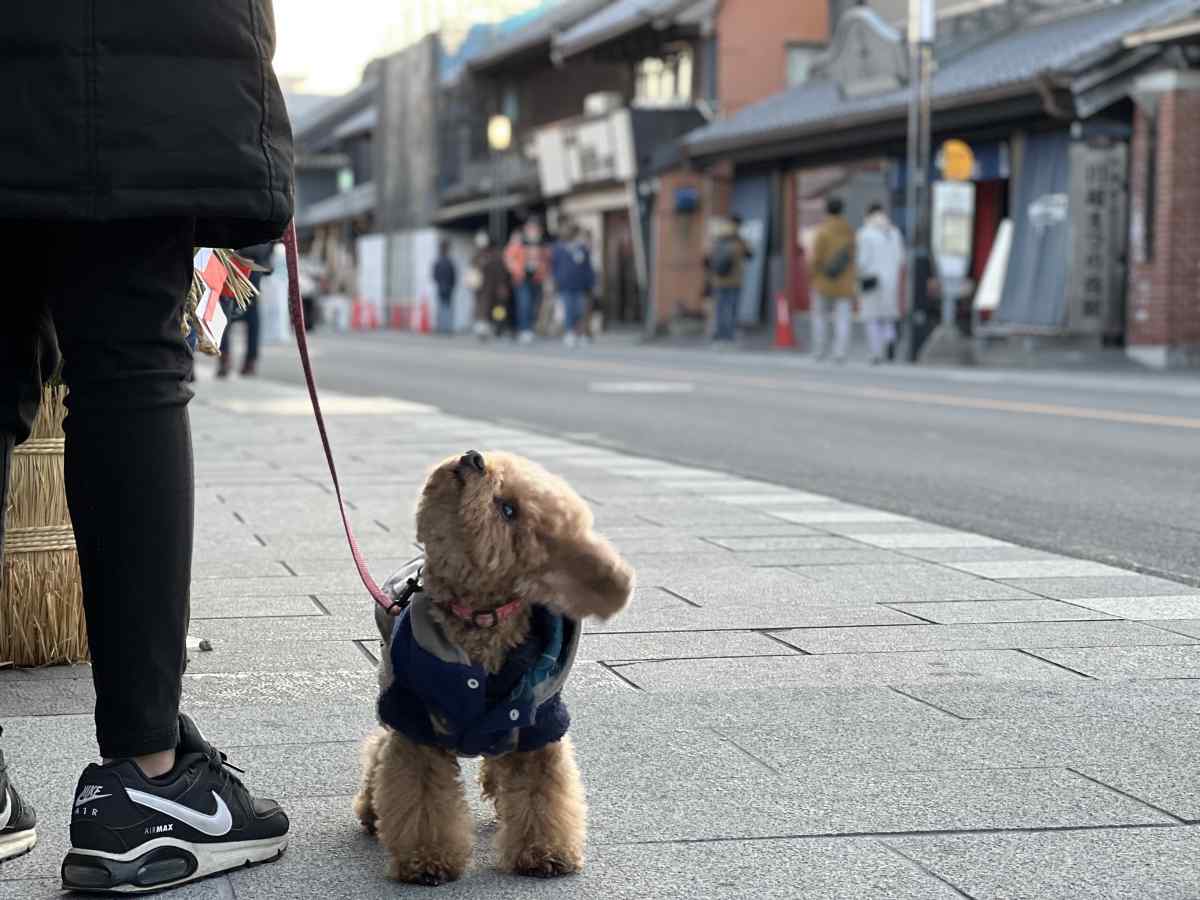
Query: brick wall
1127 85 1200 365
716 0 828 116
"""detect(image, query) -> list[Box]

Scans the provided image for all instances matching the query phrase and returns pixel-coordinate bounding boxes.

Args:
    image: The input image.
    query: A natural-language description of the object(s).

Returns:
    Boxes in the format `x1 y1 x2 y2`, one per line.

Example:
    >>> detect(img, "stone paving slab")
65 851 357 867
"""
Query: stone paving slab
1000 575 1200 599
612 648 1082 691
946 559 1135 579
1028 644 1200 678
732 548 911 567
721 713 1200 775
1152 619 1200 639
585 767 1172 842
895 545 1068 563
1074 767 1200 822
576 630 795 662
190 593 324 619
783 565 1046 604
702 534 860 551
1068 596 1200 619
887 826 1200 900
775 620 1196 655
580 602 928 633
182 639 372 675
888 598 1117 624
224 834 966 900
842 531 1012 548
893 679 1200 721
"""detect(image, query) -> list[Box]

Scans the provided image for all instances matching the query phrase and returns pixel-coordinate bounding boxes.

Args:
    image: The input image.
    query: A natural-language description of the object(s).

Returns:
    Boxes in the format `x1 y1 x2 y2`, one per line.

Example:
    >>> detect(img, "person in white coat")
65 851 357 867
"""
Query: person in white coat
855 203 906 364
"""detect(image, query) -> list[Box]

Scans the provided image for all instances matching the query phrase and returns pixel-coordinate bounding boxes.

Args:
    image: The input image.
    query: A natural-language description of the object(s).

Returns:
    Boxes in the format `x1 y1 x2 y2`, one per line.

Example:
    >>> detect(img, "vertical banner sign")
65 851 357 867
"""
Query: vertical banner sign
1066 142 1129 336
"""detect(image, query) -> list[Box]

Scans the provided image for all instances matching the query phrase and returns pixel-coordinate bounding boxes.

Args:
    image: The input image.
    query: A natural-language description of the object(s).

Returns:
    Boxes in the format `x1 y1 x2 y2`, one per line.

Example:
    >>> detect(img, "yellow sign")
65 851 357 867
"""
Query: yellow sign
940 139 975 181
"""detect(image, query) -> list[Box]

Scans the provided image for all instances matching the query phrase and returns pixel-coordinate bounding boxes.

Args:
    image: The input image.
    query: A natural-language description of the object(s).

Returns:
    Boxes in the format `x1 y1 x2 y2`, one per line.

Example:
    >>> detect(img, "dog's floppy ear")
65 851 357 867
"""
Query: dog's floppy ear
536 532 634 621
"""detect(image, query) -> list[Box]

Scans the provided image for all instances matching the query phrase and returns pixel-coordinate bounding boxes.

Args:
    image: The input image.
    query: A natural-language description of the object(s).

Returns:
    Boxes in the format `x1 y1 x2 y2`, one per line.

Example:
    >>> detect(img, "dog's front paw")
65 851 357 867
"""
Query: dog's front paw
351 790 377 835
389 856 465 886
511 846 583 879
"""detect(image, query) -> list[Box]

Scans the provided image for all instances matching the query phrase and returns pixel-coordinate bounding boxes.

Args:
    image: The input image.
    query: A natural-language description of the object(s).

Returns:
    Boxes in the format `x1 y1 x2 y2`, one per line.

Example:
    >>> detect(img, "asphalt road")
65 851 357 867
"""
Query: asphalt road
250 331 1200 585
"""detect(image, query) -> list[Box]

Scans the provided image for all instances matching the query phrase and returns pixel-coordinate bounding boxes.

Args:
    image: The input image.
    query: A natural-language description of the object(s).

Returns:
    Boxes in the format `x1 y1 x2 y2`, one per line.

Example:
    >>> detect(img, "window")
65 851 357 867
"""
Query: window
635 46 694 107
786 43 822 87
501 85 520 124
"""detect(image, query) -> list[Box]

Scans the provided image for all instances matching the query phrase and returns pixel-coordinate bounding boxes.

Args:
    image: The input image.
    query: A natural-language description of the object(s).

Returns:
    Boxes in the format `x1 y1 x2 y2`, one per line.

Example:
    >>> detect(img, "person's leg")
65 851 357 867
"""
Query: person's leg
52 220 289 891
217 318 234 378
515 282 532 336
884 319 898 362
242 301 260 374
714 288 733 341
561 290 578 345
864 317 884 362
530 282 544 333
833 298 853 361
0 226 54 861
810 292 828 357
47 220 195 770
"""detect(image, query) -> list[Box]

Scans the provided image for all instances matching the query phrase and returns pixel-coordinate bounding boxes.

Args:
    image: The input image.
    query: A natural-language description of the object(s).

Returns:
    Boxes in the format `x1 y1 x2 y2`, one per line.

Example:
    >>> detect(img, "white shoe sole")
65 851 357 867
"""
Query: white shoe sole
63 834 287 893
0 828 36 862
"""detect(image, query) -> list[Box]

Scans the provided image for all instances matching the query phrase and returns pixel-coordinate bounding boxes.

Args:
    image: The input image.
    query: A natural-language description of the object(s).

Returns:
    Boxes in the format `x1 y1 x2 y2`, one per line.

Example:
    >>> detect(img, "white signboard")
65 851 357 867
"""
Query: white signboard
536 109 636 198
932 180 976 282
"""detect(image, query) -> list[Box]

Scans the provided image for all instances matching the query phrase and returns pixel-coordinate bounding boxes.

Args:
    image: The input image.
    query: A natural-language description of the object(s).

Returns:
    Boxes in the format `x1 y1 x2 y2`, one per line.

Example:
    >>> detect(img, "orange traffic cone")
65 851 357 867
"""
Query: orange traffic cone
417 298 432 335
773 293 796 350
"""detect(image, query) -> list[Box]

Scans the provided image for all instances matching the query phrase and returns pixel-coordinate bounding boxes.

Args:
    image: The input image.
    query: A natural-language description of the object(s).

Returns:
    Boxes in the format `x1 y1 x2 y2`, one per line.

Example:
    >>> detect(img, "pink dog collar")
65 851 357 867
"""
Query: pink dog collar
443 598 524 629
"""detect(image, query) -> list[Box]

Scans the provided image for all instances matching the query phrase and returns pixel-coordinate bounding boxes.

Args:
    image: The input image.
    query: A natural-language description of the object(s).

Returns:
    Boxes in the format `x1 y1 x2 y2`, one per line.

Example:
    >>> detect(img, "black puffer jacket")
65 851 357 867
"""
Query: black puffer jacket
0 1 294 247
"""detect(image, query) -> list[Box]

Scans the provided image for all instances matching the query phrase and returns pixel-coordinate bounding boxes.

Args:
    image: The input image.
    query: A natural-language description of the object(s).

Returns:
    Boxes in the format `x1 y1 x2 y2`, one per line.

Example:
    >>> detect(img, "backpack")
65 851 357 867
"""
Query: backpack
711 238 736 278
822 243 852 281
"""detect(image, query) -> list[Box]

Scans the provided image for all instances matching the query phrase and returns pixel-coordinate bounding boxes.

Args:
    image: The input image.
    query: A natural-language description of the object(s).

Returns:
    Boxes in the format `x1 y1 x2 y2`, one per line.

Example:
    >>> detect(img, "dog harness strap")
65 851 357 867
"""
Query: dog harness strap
284 222 396 613
444 598 525 629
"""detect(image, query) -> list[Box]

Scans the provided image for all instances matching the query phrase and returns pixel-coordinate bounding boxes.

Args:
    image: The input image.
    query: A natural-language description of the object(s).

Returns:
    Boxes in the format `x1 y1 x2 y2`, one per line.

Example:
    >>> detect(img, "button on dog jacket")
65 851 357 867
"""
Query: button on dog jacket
377 580 579 758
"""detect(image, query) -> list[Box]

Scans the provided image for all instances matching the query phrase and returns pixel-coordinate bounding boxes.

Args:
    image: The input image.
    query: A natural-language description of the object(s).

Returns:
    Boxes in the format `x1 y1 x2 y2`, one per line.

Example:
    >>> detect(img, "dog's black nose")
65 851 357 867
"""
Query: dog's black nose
460 450 486 474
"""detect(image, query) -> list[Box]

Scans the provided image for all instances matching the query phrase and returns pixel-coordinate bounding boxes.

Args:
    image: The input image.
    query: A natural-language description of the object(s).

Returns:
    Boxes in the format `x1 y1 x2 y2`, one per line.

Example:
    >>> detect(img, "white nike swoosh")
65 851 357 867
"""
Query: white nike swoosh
126 789 232 838
0 790 10 830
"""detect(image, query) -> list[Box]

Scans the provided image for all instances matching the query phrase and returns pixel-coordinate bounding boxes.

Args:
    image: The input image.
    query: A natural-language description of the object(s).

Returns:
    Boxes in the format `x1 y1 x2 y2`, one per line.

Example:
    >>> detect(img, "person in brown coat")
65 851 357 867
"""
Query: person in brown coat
469 231 511 339
810 196 858 362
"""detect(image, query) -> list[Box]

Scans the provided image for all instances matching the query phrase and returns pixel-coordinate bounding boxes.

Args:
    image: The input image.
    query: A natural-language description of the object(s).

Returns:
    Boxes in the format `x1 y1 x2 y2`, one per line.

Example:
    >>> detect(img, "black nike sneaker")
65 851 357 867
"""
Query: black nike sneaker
61 715 288 893
0 752 37 863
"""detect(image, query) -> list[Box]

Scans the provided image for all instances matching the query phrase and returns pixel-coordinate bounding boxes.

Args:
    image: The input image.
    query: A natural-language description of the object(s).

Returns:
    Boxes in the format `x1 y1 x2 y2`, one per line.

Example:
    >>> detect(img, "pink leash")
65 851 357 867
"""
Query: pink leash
282 221 397 613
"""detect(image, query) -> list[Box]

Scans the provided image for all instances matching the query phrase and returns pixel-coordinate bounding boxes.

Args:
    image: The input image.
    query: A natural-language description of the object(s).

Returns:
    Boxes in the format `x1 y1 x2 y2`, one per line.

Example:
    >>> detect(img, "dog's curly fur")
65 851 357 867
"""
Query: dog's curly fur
354 451 634 885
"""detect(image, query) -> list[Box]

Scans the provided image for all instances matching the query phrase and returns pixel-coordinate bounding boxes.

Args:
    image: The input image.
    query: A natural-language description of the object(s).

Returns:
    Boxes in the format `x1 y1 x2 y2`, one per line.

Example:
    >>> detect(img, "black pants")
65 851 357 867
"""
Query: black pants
1 219 195 759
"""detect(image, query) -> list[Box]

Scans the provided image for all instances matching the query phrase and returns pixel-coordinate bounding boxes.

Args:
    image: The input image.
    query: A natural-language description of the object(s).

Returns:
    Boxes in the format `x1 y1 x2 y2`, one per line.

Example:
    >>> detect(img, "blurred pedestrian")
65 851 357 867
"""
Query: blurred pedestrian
706 215 752 344
0 0 293 889
856 203 906 364
552 225 596 348
431 240 458 335
811 196 857 362
504 218 549 344
217 241 274 377
469 231 510 340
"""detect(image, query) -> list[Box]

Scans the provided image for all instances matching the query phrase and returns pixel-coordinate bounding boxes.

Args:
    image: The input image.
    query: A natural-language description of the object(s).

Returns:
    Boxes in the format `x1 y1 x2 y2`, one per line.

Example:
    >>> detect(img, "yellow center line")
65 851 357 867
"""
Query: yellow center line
353 339 1200 431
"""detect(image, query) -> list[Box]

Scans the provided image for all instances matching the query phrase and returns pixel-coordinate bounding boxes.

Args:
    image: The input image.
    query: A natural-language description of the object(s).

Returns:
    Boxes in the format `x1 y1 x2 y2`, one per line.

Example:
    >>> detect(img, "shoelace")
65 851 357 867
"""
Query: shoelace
199 744 247 798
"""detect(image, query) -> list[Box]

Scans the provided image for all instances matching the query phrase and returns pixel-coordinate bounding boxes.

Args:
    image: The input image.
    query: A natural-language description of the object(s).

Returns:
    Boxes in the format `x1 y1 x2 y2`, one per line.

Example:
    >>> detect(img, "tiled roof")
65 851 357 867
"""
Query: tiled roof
685 0 1200 159
468 0 611 71
554 0 703 59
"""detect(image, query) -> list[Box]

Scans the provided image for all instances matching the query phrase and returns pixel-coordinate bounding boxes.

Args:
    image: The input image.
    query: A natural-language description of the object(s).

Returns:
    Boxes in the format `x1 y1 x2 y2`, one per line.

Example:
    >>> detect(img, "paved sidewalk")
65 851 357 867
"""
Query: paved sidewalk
4 374 1200 898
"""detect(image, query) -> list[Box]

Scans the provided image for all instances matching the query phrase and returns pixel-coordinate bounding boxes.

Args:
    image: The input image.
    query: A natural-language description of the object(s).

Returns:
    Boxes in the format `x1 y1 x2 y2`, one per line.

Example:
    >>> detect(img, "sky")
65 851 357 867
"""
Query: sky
273 0 406 95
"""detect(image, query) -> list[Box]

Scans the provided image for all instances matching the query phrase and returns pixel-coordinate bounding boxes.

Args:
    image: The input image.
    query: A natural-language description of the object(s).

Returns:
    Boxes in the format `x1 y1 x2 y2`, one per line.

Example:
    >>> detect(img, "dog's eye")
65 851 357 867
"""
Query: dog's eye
496 498 518 522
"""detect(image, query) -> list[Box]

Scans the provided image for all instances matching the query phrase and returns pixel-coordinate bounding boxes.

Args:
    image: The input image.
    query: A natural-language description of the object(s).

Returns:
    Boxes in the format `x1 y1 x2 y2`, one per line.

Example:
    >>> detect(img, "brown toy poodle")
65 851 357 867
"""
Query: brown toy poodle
353 450 634 885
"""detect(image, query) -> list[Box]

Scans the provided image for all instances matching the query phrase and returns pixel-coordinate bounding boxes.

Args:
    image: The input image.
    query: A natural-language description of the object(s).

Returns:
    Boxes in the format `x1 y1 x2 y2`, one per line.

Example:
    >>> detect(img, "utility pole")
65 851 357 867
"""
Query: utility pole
905 0 935 361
